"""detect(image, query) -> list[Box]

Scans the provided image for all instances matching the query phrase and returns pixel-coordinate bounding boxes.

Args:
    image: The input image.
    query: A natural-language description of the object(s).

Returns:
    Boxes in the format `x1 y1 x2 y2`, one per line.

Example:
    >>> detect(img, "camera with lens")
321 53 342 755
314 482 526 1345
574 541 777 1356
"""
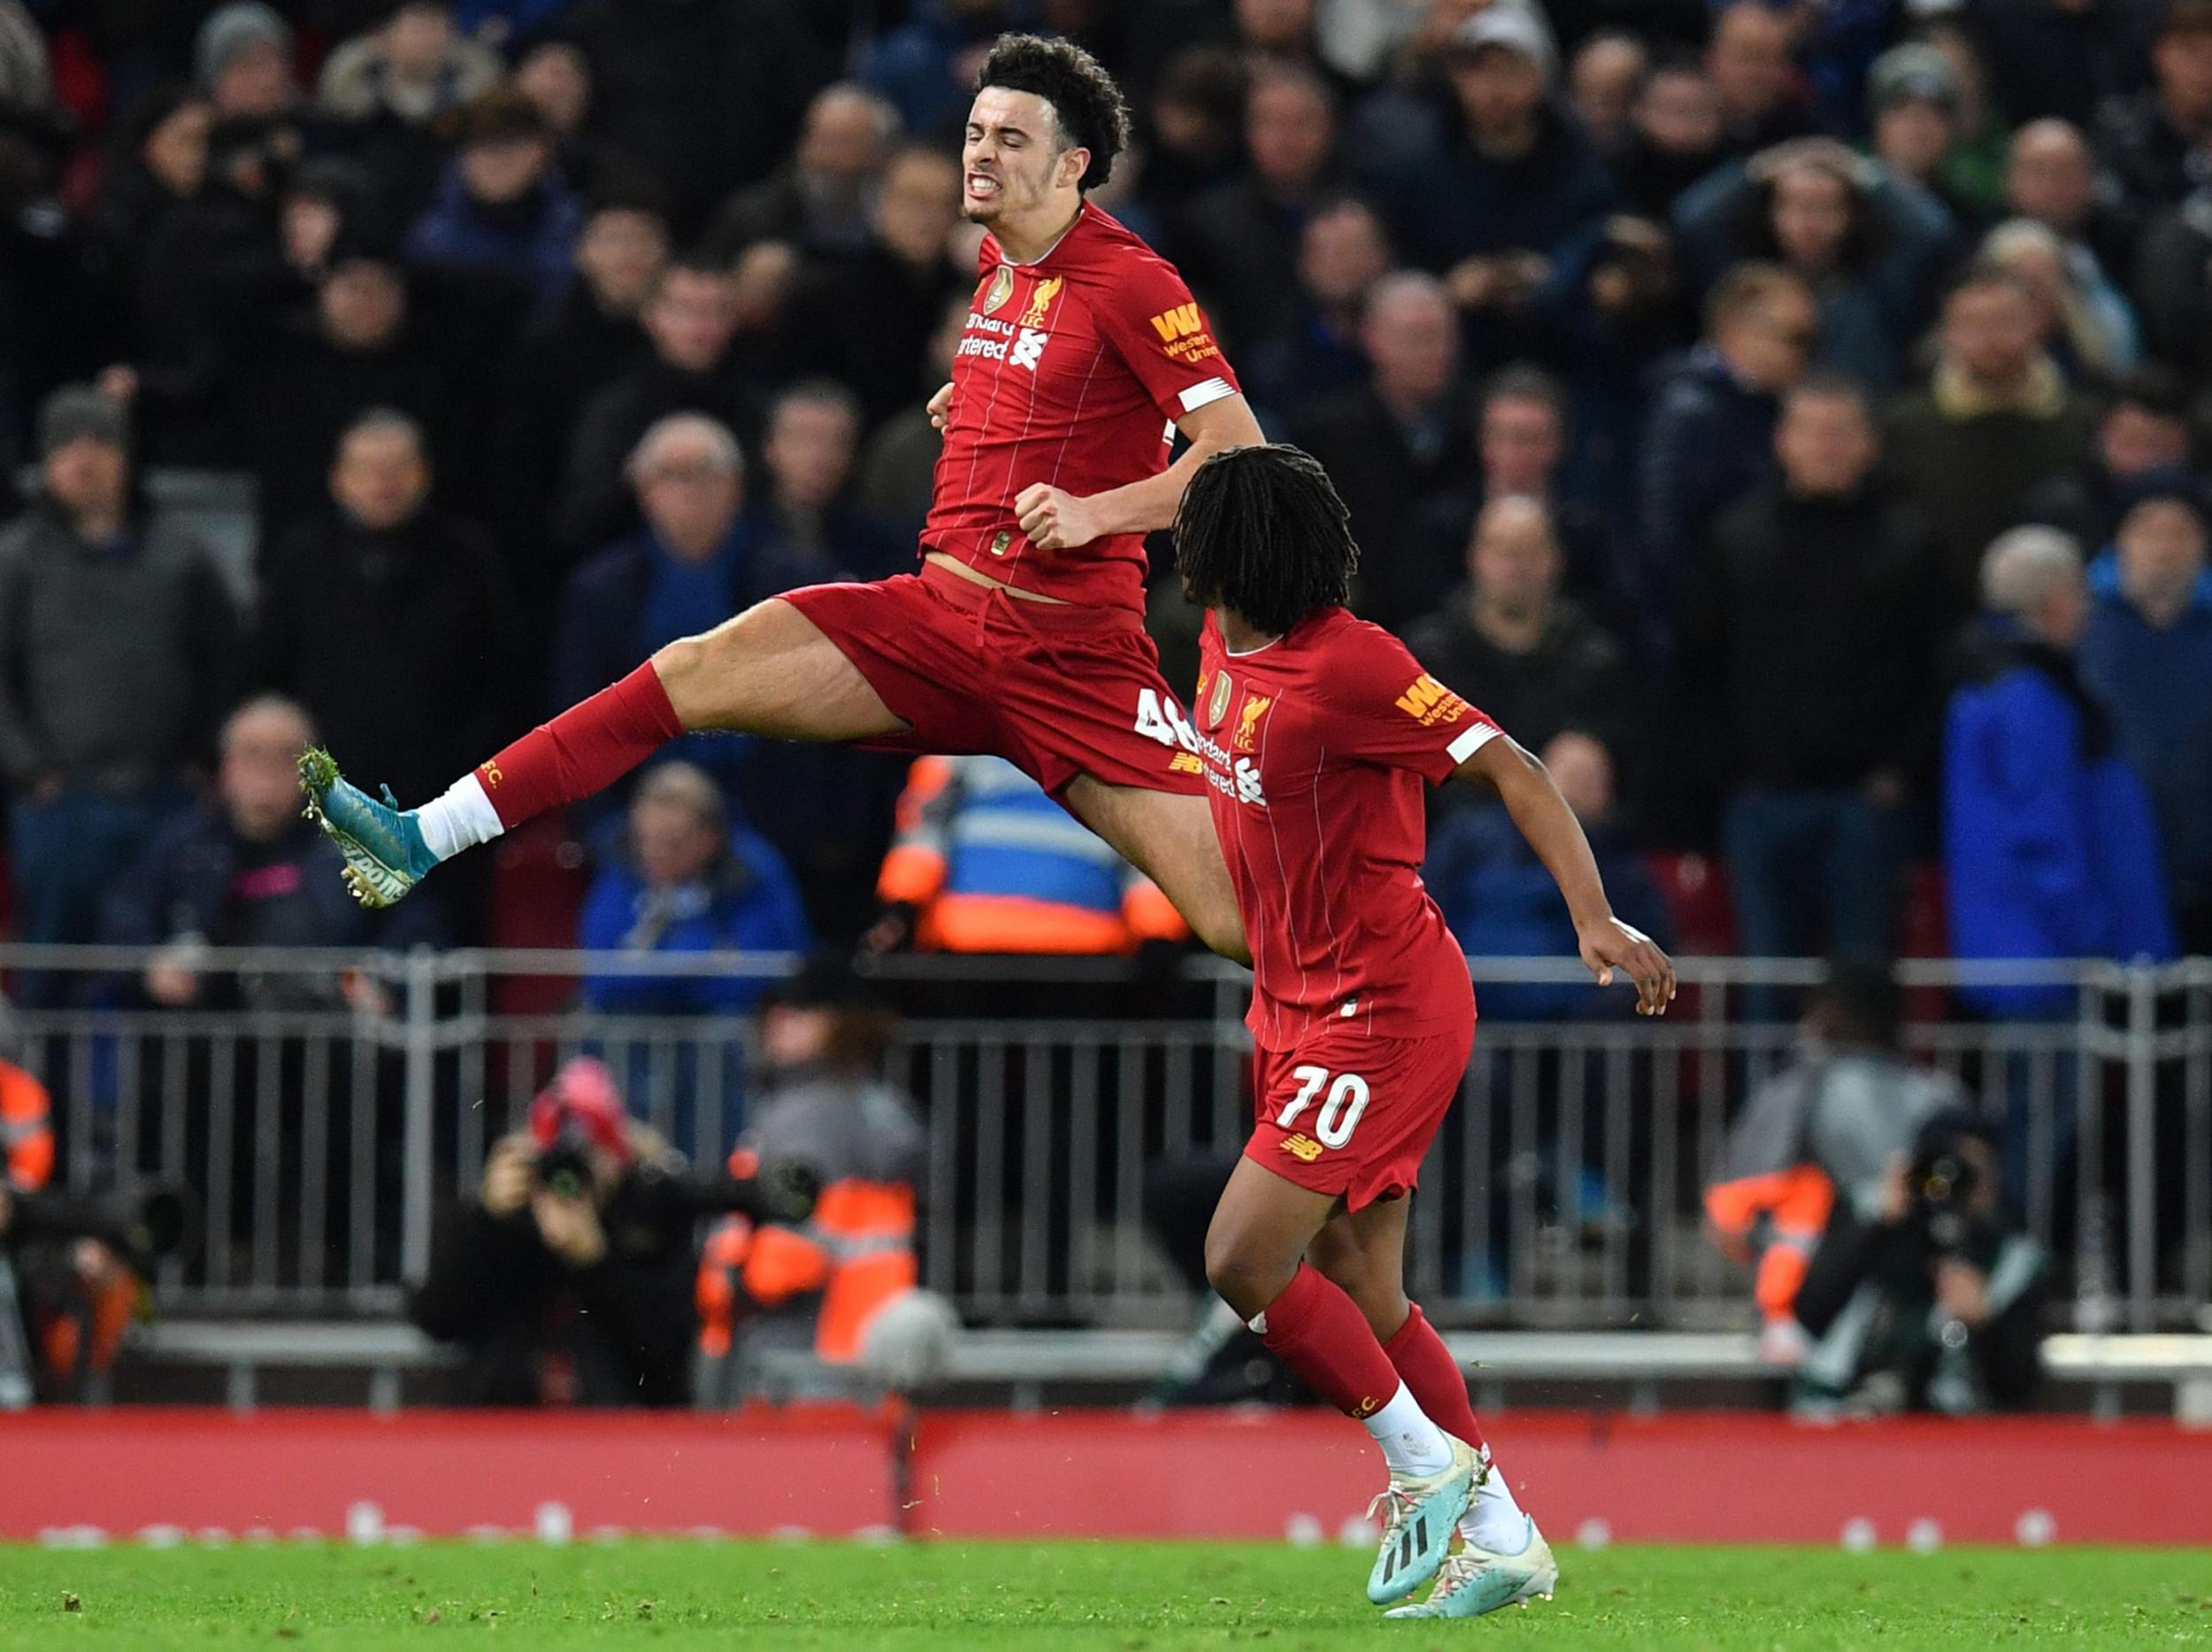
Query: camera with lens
1904 1113 1999 1258
532 1132 600 1203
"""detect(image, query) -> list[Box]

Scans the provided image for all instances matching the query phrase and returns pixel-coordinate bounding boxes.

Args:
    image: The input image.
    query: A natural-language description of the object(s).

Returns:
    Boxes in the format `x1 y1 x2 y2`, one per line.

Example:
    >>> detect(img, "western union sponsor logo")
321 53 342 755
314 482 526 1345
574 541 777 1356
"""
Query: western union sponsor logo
1149 303 1204 342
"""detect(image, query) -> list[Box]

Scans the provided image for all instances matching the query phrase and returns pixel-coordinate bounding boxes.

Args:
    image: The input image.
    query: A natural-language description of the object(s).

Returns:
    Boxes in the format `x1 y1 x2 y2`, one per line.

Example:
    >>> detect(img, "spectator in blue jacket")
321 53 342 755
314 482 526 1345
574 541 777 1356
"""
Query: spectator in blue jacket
579 761 811 1154
1944 526 2176 1018
1945 526 2176 1208
1632 262 1816 660
2078 479 2212 948
1426 731 1673 1020
406 86 582 305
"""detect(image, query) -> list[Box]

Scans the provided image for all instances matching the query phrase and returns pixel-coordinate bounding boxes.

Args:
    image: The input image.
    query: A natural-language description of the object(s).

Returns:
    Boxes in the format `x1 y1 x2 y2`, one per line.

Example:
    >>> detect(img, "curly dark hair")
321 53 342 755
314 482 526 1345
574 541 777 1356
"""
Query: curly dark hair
974 33 1131 192
1173 445 1360 637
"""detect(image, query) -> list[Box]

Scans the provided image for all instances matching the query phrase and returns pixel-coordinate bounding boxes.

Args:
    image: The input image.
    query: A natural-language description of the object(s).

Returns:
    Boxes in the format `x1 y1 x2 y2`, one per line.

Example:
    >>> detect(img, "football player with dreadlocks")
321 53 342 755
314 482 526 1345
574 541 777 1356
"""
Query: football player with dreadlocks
1175 443 1675 1620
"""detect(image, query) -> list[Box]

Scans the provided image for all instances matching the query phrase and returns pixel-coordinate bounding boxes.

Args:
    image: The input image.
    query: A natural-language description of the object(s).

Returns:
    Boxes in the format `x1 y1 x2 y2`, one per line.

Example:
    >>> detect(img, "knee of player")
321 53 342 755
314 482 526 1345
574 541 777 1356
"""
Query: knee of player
1202 1224 1289 1318
650 632 710 687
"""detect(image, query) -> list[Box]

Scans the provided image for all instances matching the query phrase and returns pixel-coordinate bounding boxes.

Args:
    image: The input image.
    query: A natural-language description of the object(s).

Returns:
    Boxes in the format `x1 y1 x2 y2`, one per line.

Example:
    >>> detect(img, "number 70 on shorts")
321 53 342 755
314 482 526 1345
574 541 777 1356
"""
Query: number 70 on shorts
1275 1064 1371 1149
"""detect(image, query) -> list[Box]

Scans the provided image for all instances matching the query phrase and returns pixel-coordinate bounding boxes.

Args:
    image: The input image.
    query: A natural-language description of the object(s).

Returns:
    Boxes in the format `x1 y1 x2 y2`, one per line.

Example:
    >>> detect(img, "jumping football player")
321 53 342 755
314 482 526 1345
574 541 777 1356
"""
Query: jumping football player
299 35 1263 957
1174 444 1675 1619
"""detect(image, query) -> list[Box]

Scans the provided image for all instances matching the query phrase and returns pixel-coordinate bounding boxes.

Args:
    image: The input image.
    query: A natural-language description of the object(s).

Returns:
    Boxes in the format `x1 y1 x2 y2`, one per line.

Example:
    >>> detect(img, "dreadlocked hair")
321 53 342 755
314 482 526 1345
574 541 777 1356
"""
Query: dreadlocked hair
975 34 1131 192
1173 444 1360 638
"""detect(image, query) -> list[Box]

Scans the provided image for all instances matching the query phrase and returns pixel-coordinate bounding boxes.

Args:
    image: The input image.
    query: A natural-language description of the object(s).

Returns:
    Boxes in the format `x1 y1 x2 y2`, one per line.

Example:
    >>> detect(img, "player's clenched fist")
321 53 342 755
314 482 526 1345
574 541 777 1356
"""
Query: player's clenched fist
926 381 955 432
1014 483 1102 552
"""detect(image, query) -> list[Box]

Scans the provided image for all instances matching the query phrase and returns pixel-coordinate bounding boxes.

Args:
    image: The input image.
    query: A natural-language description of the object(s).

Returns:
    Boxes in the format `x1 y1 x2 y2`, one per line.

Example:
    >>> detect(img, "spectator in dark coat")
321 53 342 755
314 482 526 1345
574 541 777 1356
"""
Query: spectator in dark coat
494 185 671 585
316 0 503 219
1944 526 2175 1018
702 82 899 264
1884 267 2101 619
1571 32 1649 162
558 255 778 556
1404 364 1622 622
1685 373 1948 970
86 88 214 309
783 145 967 431
1708 1 1819 158
2092 0 2212 222
2134 183 2212 381
1176 63 1341 351
0 388 237 1001
253 408 514 857
2004 119 2139 313
1632 262 1817 657
1611 55 1729 219
2023 363 2194 549
130 113 288 419
226 249 479 541
100 695 440 1013
405 86 584 307
1671 140 1955 392
2078 480 2212 948
1286 271 1472 628
1403 495 1640 793
1427 731 1673 1020
1376 9 1615 356
741 381 904 585
557 0 833 234
411 1057 699 1405
1238 195 1393 420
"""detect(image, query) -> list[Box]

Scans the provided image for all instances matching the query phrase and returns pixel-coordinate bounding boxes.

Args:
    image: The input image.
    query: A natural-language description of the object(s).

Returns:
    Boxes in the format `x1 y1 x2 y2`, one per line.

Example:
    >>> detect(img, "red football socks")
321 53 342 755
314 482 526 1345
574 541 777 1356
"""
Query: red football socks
1256 1264 1404 1419
1382 1301 1486 1451
473 662 687 829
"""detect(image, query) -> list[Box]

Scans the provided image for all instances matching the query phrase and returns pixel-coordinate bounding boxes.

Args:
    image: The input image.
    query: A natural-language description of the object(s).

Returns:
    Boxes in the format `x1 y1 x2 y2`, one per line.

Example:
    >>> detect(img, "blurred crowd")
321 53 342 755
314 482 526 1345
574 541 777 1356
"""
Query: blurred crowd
2 0 2210 1010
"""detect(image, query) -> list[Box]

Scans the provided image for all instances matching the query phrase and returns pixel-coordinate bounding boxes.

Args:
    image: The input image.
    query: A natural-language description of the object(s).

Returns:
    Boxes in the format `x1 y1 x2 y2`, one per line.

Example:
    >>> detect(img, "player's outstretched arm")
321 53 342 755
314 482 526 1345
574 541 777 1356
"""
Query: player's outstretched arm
1457 736 1677 1016
1014 394 1264 551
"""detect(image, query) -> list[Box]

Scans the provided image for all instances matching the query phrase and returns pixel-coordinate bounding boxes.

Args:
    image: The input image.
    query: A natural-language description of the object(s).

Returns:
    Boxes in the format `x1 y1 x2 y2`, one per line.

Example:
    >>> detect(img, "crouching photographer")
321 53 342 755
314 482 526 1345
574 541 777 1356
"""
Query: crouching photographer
1790 1110 2049 1416
410 1057 814 1407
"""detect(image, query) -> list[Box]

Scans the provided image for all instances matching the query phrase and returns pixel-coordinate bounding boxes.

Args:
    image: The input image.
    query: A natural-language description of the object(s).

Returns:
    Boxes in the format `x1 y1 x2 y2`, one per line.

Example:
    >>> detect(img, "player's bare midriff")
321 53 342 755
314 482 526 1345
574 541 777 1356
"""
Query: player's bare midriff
922 549 1071 604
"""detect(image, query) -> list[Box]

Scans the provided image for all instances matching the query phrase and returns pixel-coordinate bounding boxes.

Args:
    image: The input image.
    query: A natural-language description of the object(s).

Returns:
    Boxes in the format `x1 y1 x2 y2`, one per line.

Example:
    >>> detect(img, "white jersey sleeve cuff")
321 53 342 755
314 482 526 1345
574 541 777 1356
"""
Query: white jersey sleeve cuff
1177 376 1235 414
1447 723 1501 765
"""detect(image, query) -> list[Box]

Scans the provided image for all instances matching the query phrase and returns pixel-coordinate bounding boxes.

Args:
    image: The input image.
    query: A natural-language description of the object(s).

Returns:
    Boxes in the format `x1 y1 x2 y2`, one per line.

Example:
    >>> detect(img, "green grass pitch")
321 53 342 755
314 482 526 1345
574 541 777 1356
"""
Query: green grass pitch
2 1540 2207 1648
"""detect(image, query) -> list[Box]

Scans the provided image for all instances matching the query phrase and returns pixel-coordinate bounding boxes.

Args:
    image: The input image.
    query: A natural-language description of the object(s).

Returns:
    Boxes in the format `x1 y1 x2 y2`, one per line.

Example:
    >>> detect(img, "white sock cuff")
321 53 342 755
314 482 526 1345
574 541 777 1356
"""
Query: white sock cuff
1363 1381 1453 1477
415 772 504 862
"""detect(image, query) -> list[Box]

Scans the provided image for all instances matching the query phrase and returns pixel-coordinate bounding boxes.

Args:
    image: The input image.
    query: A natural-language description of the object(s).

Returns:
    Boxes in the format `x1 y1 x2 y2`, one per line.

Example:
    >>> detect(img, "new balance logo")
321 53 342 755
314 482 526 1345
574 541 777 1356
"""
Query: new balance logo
1010 327 1048 372
1280 1133 1322 1162
1149 303 1203 342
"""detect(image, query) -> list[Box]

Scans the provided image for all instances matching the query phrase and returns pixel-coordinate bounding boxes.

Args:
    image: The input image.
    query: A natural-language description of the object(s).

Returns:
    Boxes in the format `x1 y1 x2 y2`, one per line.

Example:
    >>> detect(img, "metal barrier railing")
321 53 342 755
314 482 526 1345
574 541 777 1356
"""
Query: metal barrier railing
3 946 2207 1332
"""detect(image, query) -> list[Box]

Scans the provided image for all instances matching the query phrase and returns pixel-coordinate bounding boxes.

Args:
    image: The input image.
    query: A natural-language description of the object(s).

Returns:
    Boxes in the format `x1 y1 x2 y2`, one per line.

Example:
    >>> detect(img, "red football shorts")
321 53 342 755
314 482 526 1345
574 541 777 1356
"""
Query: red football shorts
1247 1018 1476 1211
780 562 1204 798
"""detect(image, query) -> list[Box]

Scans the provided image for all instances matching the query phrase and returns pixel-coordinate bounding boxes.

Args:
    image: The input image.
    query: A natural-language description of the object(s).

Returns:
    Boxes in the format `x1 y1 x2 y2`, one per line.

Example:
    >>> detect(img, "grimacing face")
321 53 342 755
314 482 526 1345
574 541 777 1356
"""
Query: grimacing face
962 86 1085 228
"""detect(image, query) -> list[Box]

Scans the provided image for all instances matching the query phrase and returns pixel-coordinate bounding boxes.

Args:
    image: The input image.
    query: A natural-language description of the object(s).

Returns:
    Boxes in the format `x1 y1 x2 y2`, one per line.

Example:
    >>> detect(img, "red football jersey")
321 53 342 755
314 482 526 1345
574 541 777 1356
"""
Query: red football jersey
1194 608 1504 1049
925 204 1240 614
